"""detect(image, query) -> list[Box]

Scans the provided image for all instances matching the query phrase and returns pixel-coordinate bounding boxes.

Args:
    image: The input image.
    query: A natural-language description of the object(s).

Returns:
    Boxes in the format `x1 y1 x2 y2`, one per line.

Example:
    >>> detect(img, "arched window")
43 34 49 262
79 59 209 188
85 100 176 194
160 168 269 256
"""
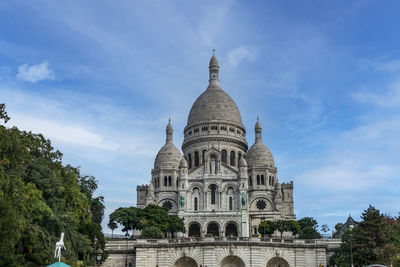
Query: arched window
210 185 217 205
168 176 172 186
194 151 199 167
238 152 242 166
257 175 260 185
261 175 265 185
254 226 258 236
221 149 227 164
229 197 233 211
188 153 192 169
194 197 198 211
249 176 252 186
202 150 206 163
164 176 167 186
272 177 275 186
230 151 236 166
176 178 178 187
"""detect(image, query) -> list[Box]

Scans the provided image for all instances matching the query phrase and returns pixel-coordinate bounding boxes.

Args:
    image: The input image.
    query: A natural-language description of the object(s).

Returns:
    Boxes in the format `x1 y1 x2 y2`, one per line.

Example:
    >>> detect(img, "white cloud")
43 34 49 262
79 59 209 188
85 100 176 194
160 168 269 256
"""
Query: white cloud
374 59 400 72
353 79 400 108
227 46 257 67
12 113 119 151
16 61 55 83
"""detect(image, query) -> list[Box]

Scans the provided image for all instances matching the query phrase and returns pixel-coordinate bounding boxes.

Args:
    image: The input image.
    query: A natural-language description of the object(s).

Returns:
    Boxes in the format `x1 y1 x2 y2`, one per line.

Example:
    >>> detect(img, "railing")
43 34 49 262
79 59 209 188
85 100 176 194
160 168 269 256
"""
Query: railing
105 237 331 249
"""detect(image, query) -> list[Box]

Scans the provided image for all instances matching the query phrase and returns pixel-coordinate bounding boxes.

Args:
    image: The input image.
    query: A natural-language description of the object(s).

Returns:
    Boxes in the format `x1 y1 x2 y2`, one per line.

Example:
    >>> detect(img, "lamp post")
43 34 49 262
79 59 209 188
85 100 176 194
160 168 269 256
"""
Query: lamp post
349 224 354 267
125 232 130 267
93 236 98 267
96 246 104 265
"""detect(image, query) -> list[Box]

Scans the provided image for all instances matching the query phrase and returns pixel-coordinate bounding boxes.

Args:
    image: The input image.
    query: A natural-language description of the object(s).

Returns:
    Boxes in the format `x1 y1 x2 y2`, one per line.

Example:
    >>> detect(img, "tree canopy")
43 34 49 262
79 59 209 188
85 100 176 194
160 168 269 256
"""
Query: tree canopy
297 217 321 239
109 204 185 238
331 205 400 267
0 104 105 266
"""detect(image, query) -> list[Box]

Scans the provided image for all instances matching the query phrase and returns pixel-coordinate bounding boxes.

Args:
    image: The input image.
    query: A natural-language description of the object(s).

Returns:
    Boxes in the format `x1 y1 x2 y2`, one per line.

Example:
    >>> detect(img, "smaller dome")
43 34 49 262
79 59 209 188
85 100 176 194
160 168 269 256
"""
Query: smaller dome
246 118 275 167
154 120 182 169
246 141 274 167
179 158 188 168
239 156 247 167
154 142 182 169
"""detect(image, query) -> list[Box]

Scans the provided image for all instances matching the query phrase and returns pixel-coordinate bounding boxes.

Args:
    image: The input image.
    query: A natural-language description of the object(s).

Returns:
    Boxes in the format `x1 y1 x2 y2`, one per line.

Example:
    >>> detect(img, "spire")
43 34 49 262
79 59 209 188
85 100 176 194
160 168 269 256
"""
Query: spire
209 49 220 85
255 117 262 142
166 118 173 142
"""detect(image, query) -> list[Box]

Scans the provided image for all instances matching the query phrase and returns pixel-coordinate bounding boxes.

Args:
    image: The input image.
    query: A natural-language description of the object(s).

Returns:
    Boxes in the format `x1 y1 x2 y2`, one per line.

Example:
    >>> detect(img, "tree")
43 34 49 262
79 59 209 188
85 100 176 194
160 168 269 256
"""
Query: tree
332 205 391 267
258 221 274 237
321 224 330 236
109 204 186 239
109 207 143 234
287 220 301 236
375 243 400 266
0 107 105 266
108 221 118 238
297 217 321 239
0 103 10 124
141 226 163 239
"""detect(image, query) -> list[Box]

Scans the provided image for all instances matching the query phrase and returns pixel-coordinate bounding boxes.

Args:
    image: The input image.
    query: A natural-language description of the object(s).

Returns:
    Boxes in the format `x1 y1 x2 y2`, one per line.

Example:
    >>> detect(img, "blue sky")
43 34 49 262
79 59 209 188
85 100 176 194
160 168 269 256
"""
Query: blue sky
1 0 400 234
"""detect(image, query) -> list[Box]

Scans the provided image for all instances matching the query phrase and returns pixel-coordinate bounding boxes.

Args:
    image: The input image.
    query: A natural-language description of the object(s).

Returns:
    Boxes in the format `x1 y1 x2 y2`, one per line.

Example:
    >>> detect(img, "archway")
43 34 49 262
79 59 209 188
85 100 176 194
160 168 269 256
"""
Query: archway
188 223 201 237
220 255 245 267
225 222 238 237
175 256 198 267
207 222 219 237
266 257 289 267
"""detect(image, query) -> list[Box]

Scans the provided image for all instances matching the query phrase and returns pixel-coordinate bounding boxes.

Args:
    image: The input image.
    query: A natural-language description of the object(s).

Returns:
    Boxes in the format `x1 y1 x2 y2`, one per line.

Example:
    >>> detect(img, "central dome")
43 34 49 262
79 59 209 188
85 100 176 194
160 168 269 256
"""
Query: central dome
187 86 243 125
187 53 243 126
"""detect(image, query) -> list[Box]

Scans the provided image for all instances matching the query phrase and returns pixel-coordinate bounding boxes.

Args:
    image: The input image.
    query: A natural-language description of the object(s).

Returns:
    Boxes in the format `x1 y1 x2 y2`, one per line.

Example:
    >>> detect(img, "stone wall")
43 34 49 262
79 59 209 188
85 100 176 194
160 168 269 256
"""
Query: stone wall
101 238 330 267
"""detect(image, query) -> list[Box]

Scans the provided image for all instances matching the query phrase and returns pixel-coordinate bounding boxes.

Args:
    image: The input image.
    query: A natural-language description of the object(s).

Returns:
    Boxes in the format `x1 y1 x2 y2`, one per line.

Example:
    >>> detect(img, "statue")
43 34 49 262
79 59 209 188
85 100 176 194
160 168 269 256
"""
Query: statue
54 232 66 262
210 160 215 174
241 192 246 208
179 194 185 209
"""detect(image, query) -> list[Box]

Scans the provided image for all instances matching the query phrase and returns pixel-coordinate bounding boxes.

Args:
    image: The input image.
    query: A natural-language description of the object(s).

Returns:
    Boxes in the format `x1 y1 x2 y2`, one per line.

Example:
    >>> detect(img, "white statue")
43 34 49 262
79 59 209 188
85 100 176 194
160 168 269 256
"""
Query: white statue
54 232 66 262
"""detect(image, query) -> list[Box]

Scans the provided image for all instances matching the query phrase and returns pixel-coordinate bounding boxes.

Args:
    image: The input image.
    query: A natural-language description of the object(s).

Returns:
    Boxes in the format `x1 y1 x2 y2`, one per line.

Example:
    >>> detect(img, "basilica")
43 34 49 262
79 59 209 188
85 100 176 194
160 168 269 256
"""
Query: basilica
103 53 329 267
137 52 295 238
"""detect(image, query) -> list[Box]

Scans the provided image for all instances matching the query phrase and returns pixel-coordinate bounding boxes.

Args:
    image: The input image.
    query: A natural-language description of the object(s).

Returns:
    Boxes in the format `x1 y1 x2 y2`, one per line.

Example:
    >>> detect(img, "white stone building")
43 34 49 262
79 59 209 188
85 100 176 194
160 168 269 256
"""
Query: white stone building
137 52 295 238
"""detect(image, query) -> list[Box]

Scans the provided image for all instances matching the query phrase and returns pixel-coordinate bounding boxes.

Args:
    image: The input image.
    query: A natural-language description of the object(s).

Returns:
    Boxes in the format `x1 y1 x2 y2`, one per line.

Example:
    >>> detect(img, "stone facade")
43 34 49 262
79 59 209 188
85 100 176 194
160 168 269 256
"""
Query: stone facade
103 238 328 267
136 52 295 238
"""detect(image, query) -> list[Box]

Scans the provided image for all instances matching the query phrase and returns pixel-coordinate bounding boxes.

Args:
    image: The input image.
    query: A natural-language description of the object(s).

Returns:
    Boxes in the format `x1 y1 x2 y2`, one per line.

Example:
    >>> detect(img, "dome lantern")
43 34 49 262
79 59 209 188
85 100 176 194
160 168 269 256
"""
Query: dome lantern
166 118 173 142
209 48 219 83
255 117 262 141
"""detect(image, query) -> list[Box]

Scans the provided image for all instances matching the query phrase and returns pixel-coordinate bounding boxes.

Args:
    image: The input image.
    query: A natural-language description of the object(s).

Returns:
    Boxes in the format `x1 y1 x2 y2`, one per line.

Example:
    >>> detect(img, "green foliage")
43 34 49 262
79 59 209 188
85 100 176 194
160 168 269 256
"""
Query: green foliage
287 220 301 236
297 217 321 239
258 221 274 236
110 206 143 232
109 204 185 239
0 107 105 266
258 220 299 238
140 226 164 239
331 205 400 267
0 103 10 123
108 221 118 237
